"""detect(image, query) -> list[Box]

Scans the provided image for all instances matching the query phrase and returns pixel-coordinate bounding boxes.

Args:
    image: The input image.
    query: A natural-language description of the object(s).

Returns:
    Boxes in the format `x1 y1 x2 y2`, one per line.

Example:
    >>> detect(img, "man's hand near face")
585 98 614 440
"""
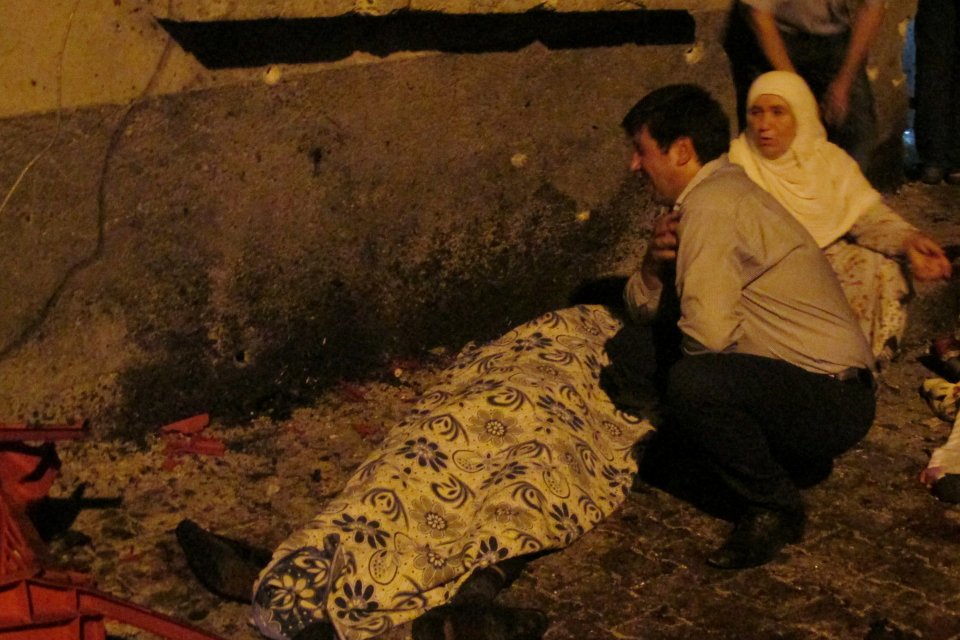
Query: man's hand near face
641 210 681 288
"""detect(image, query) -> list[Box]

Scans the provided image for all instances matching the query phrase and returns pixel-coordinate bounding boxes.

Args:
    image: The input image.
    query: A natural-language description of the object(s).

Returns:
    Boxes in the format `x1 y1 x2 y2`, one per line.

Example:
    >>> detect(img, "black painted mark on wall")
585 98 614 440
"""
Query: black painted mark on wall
158 10 695 69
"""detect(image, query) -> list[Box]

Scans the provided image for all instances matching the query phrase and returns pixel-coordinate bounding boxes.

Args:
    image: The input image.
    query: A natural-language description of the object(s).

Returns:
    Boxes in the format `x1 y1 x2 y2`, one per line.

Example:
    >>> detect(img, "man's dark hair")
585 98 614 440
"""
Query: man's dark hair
621 84 730 164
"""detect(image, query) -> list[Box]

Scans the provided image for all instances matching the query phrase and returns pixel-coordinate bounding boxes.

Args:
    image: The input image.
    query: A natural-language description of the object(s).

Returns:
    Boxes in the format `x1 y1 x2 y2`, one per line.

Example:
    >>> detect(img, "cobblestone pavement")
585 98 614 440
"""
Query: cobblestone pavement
48 180 960 640
501 350 960 640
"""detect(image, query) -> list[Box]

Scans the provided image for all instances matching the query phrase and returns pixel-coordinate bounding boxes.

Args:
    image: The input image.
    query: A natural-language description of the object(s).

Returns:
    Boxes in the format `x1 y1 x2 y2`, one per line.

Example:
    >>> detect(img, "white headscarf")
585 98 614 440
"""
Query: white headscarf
728 71 881 248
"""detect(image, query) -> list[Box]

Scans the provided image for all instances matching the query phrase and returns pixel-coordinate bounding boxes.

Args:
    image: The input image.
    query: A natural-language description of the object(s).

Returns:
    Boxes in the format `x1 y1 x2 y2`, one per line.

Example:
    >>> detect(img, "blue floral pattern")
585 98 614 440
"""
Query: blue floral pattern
252 305 655 639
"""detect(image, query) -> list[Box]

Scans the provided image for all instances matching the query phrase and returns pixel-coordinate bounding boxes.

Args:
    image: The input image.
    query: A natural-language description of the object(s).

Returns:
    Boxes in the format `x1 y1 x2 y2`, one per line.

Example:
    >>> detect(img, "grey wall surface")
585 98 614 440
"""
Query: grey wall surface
0 23 732 438
0 3 913 439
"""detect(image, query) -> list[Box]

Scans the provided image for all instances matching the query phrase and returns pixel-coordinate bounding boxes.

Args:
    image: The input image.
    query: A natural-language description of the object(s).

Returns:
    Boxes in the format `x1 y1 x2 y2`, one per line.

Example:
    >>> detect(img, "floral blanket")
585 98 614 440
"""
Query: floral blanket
251 305 656 639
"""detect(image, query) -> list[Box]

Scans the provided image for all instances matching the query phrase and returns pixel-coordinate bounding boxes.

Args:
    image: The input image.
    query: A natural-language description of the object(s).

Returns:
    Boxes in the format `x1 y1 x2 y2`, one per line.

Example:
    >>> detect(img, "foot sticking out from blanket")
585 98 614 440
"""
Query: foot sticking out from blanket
176 519 548 640
175 519 272 602
411 559 548 640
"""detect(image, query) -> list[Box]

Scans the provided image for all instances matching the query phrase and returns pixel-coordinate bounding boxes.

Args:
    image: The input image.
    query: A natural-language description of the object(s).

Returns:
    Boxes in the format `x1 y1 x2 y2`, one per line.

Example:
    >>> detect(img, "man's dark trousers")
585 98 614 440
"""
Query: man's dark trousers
664 353 876 515
781 31 877 172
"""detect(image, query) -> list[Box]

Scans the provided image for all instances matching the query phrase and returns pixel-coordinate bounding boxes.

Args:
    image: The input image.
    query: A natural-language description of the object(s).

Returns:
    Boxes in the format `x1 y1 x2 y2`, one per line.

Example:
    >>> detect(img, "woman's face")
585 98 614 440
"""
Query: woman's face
747 93 798 160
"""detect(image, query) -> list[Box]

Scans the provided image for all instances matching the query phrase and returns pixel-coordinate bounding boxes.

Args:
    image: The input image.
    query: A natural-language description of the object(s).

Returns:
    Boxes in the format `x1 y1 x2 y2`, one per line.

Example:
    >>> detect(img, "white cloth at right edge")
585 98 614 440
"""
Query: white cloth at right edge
922 411 960 486
920 377 960 485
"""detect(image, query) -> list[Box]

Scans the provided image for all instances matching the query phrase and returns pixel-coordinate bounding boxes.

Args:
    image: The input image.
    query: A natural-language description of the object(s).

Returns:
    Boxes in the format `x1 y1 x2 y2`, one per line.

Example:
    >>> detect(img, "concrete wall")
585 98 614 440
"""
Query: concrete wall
1 0 725 119
0 1 915 439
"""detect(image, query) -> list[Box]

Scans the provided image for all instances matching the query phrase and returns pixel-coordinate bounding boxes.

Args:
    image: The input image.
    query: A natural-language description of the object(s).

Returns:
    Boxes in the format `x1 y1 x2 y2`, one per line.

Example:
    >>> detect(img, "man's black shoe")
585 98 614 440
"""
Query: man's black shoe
706 508 805 570
932 474 960 503
412 603 548 640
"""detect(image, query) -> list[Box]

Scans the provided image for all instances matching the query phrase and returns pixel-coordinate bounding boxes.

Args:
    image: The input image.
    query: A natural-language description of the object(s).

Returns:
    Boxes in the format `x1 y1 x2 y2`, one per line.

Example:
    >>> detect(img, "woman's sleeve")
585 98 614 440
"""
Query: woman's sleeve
846 200 917 257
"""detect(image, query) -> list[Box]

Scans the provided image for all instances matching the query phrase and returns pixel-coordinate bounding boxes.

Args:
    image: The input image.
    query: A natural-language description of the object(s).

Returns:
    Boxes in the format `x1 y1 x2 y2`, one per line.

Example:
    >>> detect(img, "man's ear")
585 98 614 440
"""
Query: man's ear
671 136 698 166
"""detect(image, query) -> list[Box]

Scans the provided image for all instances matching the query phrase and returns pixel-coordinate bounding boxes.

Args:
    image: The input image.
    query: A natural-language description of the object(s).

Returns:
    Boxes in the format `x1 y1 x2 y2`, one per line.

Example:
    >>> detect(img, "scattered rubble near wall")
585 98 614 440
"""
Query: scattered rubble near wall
0 2 913 439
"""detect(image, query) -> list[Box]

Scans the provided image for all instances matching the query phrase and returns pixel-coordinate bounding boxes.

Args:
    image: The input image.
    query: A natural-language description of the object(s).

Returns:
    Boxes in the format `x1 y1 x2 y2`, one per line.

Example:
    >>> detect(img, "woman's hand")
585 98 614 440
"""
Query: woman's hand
905 233 952 281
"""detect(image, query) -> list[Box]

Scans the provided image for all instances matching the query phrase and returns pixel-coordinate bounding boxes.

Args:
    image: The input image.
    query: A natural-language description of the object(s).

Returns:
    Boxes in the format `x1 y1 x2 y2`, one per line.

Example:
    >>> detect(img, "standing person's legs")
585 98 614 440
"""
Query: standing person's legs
947 0 960 176
834 68 878 173
785 32 878 172
915 0 958 181
724 5 769 130
663 353 875 568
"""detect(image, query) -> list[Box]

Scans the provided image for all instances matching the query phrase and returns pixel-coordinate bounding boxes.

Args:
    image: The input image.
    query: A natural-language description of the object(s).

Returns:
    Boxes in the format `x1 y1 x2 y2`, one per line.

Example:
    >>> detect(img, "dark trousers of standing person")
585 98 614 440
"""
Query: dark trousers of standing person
915 0 960 176
782 30 878 174
663 353 875 517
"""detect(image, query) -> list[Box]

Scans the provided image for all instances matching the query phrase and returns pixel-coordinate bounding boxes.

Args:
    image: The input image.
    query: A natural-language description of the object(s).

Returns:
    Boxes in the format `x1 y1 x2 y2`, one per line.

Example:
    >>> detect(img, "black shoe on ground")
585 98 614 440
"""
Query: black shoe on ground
920 165 945 184
706 508 806 570
932 474 960 503
175 519 272 602
946 169 960 185
292 622 337 640
412 603 549 640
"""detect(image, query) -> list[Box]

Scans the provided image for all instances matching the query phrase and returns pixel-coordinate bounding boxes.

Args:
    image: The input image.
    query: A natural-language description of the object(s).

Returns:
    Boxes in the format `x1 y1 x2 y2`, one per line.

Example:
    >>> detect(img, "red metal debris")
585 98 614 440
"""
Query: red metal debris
0 445 60 513
160 414 225 470
0 491 38 578
0 419 228 640
164 435 226 458
0 420 87 442
159 414 210 435
0 574 225 640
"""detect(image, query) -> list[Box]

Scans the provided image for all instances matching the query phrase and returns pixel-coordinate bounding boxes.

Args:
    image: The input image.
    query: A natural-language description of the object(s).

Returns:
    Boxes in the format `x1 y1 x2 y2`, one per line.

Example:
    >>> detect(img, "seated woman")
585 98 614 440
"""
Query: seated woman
178 304 656 640
729 71 952 363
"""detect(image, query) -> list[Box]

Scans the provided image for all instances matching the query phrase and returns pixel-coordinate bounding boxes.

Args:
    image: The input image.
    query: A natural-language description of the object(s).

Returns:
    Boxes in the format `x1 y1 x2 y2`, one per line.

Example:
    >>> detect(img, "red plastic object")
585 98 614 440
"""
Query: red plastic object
160 414 210 435
164 435 225 457
0 575 226 640
0 490 38 578
0 421 227 640
0 446 60 513
0 420 88 442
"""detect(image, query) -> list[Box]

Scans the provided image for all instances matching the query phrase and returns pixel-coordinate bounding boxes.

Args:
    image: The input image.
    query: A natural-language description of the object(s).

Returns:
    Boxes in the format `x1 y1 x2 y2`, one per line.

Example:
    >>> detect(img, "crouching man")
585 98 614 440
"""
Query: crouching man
622 84 876 569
